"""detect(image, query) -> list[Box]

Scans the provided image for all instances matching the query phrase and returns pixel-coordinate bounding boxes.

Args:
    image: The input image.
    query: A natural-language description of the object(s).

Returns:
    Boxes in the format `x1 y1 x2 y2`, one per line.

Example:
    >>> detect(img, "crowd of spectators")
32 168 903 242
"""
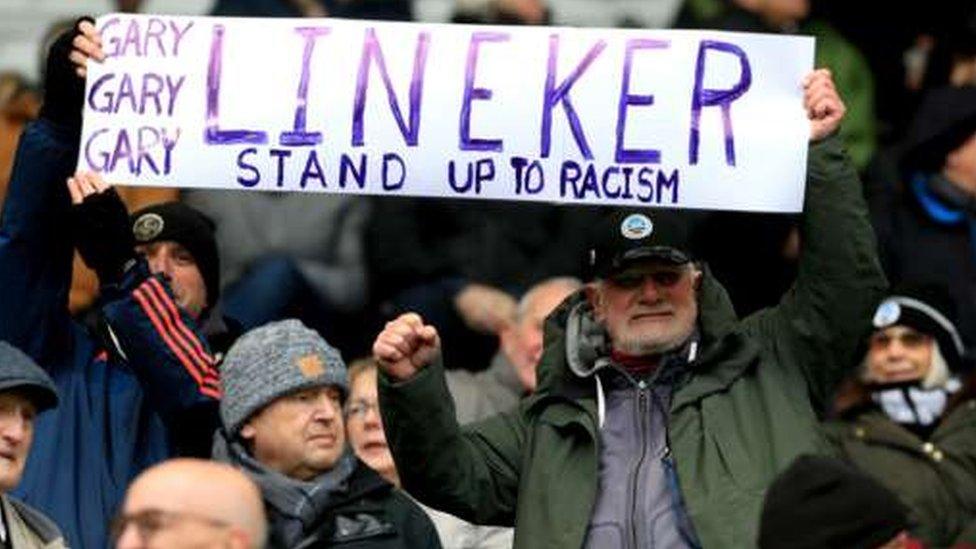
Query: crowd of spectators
0 0 975 548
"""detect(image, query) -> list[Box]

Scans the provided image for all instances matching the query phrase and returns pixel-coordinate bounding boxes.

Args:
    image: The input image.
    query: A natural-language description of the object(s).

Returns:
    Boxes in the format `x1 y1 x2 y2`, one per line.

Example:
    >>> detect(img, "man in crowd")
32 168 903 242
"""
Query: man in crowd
445 277 581 424
0 342 65 549
214 319 441 548
758 455 916 549
0 19 224 548
113 459 267 549
373 69 886 547
826 284 976 546
870 85 976 356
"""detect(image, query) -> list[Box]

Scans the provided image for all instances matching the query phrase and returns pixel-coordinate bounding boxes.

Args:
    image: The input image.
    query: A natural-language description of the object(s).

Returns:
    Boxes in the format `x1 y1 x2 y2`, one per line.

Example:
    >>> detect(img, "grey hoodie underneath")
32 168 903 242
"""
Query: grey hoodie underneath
565 302 701 549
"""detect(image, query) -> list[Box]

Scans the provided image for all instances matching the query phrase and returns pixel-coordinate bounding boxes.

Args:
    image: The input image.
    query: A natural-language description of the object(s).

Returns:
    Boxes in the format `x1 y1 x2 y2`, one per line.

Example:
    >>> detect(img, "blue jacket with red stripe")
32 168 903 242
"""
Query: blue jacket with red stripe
0 119 221 549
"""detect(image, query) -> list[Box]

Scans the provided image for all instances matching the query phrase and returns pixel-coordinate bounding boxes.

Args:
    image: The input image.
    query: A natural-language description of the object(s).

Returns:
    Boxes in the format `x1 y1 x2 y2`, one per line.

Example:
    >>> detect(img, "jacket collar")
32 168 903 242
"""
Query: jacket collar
532 265 760 415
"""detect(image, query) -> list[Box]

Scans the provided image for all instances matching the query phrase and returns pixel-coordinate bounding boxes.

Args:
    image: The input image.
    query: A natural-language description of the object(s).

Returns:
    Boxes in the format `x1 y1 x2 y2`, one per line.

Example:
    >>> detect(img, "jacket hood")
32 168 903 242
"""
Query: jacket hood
535 264 741 397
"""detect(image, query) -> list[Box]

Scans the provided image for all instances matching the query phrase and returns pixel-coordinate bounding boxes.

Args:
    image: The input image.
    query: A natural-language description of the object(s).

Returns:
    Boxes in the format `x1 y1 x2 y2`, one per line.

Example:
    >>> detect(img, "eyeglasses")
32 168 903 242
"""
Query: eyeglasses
869 329 931 350
110 509 229 543
608 269 685 289
344 399 379 420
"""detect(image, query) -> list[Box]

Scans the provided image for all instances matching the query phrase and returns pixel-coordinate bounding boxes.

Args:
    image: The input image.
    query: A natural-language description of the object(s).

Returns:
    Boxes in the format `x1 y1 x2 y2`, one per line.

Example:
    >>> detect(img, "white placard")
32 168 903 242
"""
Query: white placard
78 14 815 212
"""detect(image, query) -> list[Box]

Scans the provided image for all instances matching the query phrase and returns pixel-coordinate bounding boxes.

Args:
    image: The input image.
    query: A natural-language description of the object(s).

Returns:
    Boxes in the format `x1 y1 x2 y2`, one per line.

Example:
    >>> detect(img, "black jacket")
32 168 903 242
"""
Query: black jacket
283 462 442 549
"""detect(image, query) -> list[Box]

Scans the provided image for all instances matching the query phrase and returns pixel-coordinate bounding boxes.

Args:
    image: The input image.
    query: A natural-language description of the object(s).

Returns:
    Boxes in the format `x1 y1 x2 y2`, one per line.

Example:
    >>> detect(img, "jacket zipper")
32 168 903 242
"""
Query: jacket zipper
631 379 649 549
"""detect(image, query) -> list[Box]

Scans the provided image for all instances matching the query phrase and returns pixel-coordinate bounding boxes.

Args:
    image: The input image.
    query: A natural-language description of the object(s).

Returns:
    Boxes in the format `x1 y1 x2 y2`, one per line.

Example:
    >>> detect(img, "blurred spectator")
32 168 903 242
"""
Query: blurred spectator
445 277 580 424
452 0 684 28
758 455 916 549
452 0 548 24
113 459 267 549
368 198 594 371
346 358 514 548
213 320 441 548
211 0 413 20
183 189 371 355
0 21 225 549
0 342 65 549
869 86 976 357
825 285 976 546
0 72 39 208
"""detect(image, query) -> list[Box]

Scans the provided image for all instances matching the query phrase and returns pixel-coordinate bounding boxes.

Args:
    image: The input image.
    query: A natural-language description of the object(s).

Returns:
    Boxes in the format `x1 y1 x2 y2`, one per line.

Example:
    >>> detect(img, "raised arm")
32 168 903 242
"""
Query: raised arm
374 313 524 524
744 69 886 410
0 19 100 364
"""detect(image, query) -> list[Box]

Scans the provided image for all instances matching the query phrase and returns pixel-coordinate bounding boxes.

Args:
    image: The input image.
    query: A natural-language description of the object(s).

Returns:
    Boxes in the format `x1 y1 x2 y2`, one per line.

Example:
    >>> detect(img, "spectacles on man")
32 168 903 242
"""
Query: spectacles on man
344 399 379 420
110 508 229 543
608 267 687 289
869 328 931 351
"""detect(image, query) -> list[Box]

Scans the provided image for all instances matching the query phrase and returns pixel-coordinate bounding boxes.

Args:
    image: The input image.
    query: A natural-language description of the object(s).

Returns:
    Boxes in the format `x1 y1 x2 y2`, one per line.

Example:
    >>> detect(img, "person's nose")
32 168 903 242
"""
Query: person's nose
637 276 664 302
0 411 28 446
147 251 172 279
312 394 340 423
113 523 143 549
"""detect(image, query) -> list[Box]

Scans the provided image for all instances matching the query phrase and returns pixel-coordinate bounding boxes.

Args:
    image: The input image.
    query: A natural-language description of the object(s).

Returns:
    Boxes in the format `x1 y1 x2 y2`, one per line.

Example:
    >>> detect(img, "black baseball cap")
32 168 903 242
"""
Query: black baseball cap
587 209 693 280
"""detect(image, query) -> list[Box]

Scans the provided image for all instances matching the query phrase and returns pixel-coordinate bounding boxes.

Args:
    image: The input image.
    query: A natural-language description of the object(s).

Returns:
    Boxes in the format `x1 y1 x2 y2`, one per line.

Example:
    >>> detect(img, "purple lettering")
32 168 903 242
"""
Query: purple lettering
689 40 752 166
300 150 327 188
601 166 621 198
459 32 509 152
121 20 143 57
100 18 121 59
144 18 166 57
236 148 261 187
205 25 268 145
140 73 164 115
84 128 111 171
657 168 679 203
541 35 606 160
161 128 179 175
353 28 430 147
615 39 669 164
382 153 406 190
114 73 137 114
135 127 160 175
339 154 367 189
280 27 330 147
87 74 115 113
269 149 291 187
170 20 194 56
559 160 582 198
164 75 185 116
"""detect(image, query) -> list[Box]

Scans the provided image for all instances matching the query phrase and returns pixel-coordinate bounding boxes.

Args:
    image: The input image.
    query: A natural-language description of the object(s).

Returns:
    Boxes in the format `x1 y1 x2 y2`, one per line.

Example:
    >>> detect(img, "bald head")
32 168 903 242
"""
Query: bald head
116 459 266 549
502 277 581 392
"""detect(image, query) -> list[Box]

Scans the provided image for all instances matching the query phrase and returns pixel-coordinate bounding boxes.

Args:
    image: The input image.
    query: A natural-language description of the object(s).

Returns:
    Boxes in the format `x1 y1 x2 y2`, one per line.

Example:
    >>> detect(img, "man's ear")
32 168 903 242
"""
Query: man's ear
693 268 703 291
240 422 256 442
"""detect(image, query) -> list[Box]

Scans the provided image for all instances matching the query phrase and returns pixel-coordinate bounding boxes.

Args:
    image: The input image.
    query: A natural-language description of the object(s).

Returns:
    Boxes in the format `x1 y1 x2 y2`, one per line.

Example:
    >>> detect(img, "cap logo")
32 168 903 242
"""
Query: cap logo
873 300 902 328
297 354 325 379
621 214 654 240
132 213 164 242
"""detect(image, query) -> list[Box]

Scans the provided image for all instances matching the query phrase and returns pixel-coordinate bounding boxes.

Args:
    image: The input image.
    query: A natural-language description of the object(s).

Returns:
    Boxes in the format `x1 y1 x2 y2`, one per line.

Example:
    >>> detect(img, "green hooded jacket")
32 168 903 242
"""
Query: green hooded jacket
379 135 886 548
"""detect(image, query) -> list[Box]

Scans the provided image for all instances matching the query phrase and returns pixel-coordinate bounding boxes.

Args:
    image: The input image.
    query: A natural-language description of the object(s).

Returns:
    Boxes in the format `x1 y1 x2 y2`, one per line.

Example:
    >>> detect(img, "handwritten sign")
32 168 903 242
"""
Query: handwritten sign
78 14 814 212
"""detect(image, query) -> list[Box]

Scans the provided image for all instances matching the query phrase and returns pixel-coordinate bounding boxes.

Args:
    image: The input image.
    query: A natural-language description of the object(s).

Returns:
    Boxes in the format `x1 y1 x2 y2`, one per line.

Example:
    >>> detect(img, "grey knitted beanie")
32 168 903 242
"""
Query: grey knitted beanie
220 319 347 435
